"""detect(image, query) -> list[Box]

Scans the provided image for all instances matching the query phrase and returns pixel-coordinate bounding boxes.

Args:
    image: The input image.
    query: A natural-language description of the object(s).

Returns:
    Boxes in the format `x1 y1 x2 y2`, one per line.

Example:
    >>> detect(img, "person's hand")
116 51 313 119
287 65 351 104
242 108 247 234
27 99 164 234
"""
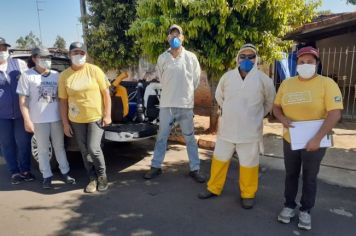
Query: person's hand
102 115 112 127
63 122 73 137
305 136 321 152
24 120 34 133
280 116 294 129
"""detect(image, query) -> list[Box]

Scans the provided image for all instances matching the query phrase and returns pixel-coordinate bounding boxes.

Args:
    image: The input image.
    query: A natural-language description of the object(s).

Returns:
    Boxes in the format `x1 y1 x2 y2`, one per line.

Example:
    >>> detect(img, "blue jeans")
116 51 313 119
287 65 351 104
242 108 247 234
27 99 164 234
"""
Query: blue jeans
0 118 32 175
151 108 200 171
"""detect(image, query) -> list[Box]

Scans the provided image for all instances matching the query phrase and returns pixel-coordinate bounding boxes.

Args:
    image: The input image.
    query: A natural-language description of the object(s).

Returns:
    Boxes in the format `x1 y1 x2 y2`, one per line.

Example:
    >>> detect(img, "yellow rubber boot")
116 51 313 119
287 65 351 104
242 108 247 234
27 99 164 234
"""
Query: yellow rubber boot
207 157 231 195
239 165 259 198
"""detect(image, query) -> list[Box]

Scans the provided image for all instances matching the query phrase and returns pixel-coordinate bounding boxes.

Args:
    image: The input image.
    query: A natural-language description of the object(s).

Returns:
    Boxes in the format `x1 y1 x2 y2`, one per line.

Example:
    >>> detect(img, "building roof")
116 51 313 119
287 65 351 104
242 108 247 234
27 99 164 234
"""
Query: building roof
285 11 356 42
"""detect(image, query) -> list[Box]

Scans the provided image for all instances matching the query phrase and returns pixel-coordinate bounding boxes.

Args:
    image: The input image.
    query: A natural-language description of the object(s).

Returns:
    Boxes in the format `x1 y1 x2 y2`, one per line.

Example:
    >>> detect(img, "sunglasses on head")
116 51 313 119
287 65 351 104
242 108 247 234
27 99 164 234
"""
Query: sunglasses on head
239 54 256 60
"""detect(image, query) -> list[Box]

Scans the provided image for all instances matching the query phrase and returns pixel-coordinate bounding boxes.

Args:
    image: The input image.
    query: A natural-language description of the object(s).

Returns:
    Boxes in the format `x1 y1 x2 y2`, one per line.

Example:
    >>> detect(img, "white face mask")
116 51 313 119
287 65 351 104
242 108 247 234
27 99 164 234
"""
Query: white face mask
297 64 316 79
0 51 9 62
37 58 51 70
71 54 86 66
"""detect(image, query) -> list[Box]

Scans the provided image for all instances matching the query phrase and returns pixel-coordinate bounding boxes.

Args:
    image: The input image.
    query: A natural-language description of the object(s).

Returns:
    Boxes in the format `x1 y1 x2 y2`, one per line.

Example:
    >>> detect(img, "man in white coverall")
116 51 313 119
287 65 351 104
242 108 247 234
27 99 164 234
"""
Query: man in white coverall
198 44 275 209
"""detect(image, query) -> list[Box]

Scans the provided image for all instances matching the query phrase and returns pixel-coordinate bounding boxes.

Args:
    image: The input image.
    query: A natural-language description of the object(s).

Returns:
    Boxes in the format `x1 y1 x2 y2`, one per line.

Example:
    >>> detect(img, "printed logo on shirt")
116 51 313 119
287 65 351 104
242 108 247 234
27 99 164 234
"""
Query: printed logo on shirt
282 91 312 105
334 96 342 103
38 81 58 103
0 89 4 98
69 102 80 117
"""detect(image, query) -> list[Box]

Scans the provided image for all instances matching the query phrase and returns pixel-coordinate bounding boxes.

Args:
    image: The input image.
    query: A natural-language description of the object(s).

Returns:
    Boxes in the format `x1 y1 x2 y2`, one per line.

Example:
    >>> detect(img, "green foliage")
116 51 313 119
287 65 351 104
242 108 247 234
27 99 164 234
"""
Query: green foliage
16 32 41 49
53 35 66 49
129 0 320 79
347 0 356 5
83 0 140 71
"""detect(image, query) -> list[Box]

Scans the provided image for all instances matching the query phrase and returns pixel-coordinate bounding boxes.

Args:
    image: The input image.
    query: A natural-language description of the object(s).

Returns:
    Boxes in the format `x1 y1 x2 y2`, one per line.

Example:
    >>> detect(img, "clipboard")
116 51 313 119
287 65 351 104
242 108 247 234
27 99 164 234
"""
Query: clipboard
289 119 332 150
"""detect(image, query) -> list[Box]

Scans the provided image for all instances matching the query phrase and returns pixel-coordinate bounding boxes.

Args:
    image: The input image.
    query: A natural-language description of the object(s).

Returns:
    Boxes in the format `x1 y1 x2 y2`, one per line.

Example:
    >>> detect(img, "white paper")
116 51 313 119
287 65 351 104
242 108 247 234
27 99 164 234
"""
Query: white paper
289 119 332 150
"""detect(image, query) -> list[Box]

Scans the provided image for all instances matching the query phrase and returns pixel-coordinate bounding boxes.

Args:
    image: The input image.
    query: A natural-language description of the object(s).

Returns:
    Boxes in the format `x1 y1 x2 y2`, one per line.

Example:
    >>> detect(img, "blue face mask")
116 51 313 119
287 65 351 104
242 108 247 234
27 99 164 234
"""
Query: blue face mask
239 59 254 72
169 37 181 49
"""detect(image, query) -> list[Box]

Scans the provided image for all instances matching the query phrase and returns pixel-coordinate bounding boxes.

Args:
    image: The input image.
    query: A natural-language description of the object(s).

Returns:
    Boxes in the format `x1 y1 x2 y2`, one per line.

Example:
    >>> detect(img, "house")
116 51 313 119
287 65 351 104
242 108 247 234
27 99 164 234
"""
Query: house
281 11 356 120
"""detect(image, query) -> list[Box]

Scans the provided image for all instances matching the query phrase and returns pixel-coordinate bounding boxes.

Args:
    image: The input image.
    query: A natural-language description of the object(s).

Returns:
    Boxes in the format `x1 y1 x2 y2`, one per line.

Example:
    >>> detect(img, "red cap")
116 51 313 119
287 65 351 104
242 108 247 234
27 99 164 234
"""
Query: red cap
297 46 319 59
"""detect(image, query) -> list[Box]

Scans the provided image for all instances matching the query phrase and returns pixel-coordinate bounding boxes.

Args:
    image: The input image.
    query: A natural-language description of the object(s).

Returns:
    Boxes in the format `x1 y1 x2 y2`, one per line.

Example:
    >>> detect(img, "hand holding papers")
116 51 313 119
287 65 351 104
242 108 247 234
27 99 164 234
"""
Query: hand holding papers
289 120 332 151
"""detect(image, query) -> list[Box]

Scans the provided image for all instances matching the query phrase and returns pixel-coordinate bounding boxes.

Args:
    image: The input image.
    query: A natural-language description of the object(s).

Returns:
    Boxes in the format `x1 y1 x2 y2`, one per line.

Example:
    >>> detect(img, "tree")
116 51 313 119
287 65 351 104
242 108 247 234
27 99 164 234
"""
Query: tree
347 0 356 5
53 35 66 49
129 0 320 131
16 31 41 49
82 0 140 71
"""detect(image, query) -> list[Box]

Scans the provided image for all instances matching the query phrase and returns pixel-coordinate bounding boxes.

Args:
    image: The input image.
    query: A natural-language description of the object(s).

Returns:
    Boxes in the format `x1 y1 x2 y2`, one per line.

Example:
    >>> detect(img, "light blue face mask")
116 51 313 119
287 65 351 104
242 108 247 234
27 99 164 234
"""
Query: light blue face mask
239 59 254 72
169 37 181 49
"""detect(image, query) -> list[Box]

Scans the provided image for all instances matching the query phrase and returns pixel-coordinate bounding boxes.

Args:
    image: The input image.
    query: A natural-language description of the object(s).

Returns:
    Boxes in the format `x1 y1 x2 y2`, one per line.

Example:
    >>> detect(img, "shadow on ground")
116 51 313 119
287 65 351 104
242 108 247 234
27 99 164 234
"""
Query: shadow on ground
50 156 356 236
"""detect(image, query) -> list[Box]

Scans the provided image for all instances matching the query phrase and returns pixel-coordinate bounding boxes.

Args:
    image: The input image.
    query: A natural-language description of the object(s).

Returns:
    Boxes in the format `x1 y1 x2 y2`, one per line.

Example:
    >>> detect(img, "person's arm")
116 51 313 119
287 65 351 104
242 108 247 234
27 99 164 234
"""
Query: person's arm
192 54 201 90
59 98 73 137
101 88 112 127
263 76 276 116
215 75 225 108
305 109 341 152
19 95 34 133
272 104 294 128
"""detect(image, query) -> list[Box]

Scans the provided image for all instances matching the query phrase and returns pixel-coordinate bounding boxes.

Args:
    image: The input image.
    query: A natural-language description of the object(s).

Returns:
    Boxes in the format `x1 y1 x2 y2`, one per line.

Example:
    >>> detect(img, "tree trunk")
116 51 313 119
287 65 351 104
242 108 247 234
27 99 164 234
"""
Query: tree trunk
208 74 219 133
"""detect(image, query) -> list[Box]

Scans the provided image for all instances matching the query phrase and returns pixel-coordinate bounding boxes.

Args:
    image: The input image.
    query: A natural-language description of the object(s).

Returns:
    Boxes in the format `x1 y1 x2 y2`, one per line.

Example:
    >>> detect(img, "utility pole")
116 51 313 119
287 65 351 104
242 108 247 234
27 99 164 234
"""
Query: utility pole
36 0 44 45
79 0 88 50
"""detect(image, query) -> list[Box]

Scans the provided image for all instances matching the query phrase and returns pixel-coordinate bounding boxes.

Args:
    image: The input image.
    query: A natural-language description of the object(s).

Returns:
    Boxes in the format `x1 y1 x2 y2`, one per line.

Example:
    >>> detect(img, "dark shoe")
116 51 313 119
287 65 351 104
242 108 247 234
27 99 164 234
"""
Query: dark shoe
63 173 76 184
97 176 108 192
42 177 53 189
11 174 24 185
241 198 255 209
143 167 162 180
22 172 35 182
189 170 206 183
85 178 97 193
198 190 217 199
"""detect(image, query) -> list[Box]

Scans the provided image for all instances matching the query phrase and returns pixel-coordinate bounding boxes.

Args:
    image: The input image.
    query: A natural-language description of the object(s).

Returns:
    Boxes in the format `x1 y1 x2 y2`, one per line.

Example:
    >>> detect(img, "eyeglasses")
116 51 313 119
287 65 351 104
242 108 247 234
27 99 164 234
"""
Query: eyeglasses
239 54 256 60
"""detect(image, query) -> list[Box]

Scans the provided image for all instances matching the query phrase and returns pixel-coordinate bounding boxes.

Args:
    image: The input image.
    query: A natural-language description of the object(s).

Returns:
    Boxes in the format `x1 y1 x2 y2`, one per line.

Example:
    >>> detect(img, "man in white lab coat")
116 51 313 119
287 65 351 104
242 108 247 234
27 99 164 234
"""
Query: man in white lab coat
198 44 276 209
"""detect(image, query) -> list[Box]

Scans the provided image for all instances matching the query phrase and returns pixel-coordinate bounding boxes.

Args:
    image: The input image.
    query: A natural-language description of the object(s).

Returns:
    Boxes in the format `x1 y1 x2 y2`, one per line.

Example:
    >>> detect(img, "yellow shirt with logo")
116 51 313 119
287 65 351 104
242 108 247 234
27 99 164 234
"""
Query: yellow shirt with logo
274 75 343 143
58 63 110 123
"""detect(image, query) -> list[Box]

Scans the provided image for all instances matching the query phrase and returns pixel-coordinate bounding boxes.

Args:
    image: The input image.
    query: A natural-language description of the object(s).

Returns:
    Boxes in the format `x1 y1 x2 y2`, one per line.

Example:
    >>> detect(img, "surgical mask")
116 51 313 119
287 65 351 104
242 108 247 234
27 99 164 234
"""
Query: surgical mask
297 64 316 79
37 59 51 70
239 59 254 72
169 37 181 49
0 51 9 62
71 54 86 66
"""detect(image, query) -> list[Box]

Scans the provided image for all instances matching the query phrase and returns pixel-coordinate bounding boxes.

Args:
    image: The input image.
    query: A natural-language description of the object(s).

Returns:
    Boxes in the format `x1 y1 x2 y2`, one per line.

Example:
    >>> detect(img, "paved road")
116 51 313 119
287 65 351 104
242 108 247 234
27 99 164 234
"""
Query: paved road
0 139 355 236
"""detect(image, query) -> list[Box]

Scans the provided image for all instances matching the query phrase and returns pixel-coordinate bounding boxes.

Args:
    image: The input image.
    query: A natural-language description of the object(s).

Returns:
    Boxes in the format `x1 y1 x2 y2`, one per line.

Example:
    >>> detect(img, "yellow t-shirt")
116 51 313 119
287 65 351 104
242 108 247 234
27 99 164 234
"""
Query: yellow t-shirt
274 75 343 142
58 63 110 123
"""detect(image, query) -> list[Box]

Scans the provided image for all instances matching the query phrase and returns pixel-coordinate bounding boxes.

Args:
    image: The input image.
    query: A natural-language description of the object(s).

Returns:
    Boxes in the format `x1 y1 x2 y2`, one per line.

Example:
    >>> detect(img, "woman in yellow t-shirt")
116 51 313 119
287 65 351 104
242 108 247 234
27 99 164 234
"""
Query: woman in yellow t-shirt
273 46 343 231
58 42 111 193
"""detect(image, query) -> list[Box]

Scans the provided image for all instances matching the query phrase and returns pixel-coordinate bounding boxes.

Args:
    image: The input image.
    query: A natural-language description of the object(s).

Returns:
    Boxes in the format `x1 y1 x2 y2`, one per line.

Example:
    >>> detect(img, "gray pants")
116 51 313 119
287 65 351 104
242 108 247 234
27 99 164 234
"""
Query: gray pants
71 121 106 179
34 121 70 178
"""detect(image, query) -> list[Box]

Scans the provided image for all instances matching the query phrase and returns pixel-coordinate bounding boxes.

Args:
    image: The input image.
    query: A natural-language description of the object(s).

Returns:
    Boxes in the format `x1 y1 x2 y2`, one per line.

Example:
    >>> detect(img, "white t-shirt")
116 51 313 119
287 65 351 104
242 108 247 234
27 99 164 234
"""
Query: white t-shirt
17 68 61 123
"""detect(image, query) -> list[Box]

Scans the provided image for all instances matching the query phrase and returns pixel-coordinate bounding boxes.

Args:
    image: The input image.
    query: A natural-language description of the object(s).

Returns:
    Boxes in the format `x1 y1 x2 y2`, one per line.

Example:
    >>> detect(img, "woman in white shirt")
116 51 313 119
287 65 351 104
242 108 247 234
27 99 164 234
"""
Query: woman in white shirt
17 47 75 189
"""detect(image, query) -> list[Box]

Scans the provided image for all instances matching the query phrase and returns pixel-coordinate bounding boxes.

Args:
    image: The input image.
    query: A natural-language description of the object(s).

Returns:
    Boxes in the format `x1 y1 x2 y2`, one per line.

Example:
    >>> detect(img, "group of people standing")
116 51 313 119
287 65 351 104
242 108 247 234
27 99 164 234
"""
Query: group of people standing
142 25 343 231
0 38 111 192
0 23 343 231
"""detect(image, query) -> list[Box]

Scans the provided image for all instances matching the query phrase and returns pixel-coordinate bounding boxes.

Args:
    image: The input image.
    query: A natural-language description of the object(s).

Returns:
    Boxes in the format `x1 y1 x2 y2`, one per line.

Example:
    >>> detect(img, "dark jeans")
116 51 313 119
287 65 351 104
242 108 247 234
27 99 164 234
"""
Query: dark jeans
71 121 106 179
0 118 32 175
283 140 326 212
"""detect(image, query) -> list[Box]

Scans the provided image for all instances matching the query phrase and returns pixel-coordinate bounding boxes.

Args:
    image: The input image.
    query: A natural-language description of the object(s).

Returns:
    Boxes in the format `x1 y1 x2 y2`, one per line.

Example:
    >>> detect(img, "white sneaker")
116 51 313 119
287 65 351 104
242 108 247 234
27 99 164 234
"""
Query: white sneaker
277 207 296 224
298 211 312 230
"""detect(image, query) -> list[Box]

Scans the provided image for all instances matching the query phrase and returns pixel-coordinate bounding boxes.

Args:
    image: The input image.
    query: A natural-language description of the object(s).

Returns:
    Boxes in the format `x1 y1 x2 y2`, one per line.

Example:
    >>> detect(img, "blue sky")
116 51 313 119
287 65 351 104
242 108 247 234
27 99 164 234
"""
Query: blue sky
0 0 356 49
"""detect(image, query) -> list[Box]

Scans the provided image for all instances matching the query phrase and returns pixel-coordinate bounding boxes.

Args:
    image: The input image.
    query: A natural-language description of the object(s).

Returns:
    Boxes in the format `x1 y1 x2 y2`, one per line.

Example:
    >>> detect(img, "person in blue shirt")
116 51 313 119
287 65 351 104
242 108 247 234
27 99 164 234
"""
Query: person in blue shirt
0 37 34 184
